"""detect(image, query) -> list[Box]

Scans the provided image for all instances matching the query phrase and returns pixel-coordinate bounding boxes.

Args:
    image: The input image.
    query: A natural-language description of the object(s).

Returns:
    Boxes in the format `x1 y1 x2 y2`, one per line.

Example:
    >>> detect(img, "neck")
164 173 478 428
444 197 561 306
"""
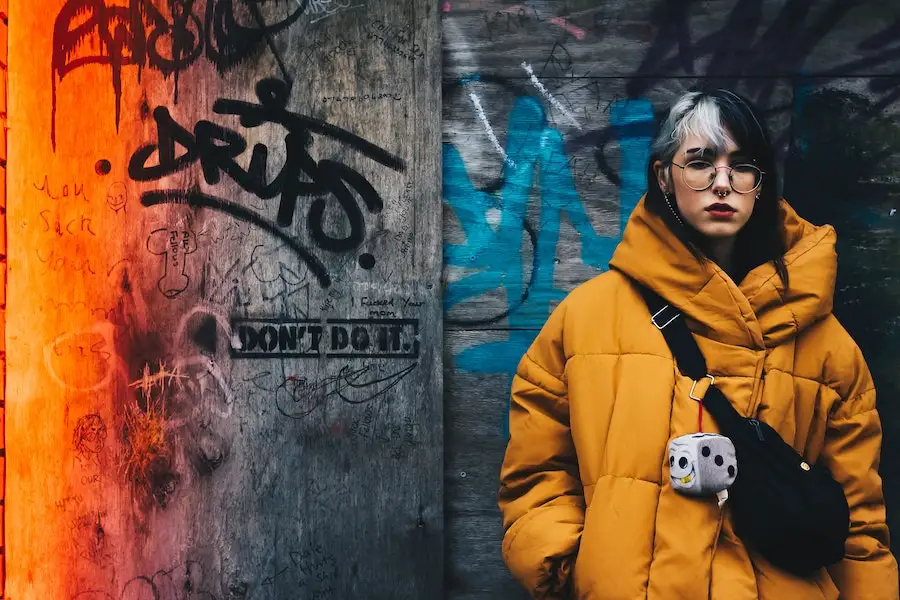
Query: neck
707 237 736 277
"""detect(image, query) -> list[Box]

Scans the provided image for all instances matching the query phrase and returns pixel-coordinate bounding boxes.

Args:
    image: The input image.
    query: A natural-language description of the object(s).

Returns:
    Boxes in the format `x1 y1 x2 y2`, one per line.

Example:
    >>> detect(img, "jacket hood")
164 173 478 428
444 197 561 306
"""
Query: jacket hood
608 196 837 349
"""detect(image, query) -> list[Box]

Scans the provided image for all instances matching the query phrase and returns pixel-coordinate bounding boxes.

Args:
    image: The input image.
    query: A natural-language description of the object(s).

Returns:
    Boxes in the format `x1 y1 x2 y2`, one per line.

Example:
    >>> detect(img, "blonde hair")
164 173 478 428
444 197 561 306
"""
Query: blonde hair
652 92 734 184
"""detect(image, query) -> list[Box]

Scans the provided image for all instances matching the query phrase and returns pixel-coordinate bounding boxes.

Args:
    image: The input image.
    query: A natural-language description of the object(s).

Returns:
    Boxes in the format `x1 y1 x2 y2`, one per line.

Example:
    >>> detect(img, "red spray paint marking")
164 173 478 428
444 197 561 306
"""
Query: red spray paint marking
501 5 586 40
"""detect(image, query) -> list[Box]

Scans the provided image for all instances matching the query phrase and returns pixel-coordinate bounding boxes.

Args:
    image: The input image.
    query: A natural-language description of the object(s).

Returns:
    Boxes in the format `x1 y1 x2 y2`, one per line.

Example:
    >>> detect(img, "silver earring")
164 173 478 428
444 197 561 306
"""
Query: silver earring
664 193 685 226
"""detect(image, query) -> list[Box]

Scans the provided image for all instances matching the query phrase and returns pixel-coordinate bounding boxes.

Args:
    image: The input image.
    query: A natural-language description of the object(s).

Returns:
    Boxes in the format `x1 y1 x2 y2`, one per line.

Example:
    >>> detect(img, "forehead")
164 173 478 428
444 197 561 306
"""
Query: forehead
677 132 739 156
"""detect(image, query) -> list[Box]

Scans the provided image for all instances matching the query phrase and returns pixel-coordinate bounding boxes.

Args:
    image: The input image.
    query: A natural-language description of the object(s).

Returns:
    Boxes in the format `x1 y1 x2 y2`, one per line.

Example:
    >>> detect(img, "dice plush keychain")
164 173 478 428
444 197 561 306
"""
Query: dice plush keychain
667 381 737 507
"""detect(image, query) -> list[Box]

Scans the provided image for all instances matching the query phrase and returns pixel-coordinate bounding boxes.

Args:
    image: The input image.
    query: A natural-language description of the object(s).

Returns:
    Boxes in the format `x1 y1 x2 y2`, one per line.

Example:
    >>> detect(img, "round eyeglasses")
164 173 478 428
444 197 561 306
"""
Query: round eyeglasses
671 160 764 194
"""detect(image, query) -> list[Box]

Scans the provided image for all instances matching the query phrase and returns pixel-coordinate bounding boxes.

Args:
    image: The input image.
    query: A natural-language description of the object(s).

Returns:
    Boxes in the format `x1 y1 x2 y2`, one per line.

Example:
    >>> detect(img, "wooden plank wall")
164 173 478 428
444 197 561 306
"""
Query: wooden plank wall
0 0 5 595
442 1 900 598
6 1 441 599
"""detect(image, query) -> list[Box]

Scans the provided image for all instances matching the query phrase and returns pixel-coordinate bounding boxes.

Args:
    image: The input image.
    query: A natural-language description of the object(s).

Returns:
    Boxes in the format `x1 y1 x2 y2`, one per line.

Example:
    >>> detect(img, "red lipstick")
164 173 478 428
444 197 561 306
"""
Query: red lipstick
706 203 736 219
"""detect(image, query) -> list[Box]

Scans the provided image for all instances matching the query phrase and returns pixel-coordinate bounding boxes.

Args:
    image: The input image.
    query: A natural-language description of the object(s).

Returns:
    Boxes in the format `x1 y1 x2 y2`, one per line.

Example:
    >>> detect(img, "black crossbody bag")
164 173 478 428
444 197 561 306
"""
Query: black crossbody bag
636 283 850 577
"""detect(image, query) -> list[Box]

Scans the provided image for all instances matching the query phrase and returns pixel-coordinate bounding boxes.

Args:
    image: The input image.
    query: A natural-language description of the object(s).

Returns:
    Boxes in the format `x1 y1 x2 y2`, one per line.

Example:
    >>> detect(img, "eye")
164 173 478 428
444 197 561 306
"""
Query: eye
669 456 674 466
678 457 688 469
732 164 758 174
686 160 713 171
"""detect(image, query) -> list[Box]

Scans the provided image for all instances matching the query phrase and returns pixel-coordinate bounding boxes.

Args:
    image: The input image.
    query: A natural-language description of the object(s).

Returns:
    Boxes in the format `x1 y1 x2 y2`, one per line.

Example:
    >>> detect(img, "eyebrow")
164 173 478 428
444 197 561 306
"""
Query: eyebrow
685 147 752 160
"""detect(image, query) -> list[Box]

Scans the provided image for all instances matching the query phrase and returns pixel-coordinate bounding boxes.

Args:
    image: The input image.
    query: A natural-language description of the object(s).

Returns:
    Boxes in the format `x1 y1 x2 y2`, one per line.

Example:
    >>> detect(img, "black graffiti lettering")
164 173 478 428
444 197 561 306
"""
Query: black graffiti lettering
541 42 573 78
350 327 369 351
272 362 418 420
307 160 374 251
308 326 323 350
626 0 900 101
388 325 402 351
128 106 199 180
374 326 386 351
232 319 418 359
331 326 349 351
144 188 333 286
51 0 310 148
558 0 900 188
131 78 405 288
279 325 299 351
238 322 324 355
259 326 278 352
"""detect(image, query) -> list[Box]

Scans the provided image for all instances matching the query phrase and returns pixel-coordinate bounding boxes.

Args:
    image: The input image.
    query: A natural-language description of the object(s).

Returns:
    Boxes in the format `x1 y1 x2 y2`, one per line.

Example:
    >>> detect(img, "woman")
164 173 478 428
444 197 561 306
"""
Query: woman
498 89 898 599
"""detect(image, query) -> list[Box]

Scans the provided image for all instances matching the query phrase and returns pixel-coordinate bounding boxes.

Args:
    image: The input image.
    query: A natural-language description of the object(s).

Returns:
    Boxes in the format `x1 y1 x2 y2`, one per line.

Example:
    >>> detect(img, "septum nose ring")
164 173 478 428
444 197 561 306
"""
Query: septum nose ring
716 190 728 197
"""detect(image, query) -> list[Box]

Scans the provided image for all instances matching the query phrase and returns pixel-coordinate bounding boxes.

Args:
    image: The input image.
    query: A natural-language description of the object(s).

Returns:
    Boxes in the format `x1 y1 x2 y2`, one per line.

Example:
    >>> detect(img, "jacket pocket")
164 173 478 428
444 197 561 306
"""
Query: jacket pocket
502 500 584 598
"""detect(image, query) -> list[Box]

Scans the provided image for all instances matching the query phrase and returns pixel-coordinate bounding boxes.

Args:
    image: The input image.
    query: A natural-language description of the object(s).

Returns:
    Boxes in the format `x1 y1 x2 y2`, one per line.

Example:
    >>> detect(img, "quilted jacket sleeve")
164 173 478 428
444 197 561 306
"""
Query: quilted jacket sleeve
821 355 899 598
498 300 584 599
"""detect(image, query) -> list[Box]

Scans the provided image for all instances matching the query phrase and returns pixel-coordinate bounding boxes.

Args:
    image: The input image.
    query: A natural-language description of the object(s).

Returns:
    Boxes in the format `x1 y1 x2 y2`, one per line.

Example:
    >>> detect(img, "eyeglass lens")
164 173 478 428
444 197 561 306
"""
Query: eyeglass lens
682 161 762 193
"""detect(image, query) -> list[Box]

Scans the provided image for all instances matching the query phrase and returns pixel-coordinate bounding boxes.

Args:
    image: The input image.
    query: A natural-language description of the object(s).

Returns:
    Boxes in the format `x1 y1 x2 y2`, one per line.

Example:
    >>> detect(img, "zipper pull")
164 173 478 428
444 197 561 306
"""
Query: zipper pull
749 419 765 440
749 418 765 441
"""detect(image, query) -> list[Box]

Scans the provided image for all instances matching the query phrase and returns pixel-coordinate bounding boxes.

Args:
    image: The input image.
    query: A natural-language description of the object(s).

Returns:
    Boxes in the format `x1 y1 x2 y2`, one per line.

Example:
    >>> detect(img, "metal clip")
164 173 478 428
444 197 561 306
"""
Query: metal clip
689 374 716 402
651 305 680 330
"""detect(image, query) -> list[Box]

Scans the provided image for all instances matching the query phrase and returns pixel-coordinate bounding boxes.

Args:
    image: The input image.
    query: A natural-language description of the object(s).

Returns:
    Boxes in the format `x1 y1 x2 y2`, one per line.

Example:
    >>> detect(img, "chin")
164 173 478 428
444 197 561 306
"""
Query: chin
699 228 740 238
693 218 748 238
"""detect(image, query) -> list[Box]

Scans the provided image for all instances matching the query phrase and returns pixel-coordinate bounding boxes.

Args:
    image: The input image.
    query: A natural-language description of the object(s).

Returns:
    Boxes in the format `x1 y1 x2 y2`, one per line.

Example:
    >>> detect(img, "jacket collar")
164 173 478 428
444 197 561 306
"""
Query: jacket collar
608 196 837 349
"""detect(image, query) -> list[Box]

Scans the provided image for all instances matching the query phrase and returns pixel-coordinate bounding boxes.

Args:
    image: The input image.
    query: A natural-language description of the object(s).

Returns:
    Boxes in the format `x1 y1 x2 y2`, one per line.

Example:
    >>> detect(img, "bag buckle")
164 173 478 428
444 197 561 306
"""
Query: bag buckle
689 374 716 402
651 304 680 330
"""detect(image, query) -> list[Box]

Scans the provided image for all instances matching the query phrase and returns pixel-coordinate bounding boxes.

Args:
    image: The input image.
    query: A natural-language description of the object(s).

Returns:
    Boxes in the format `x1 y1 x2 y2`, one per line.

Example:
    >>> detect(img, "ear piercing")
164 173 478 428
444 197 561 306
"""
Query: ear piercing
664 193 686 227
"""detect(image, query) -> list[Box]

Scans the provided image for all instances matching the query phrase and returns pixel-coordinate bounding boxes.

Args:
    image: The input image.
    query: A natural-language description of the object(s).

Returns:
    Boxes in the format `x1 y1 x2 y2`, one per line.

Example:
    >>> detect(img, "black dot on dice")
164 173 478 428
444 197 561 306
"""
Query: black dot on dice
95 159 112 175
714 455 724 466
669 456 674 466
678 457 688 469
358 253 376 269
728 466 736 478
701 446 710 457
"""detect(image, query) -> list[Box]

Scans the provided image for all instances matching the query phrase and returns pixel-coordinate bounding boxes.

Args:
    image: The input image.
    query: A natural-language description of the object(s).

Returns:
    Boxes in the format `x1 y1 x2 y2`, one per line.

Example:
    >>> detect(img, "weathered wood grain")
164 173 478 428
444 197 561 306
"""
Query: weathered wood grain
0 3 6 594
443 1 900 598
7 1 441 598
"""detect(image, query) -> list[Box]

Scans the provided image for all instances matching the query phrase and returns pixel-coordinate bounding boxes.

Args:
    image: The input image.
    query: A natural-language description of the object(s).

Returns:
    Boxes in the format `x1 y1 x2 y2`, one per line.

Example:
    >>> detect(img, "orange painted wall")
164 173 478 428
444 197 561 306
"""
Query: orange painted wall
6 3 241 597
4 1 443 598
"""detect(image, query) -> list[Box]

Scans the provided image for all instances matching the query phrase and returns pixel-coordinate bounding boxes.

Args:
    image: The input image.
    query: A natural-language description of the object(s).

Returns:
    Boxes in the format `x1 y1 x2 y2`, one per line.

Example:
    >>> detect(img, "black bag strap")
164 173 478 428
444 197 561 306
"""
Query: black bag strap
633 281 749 432
634 284 707 380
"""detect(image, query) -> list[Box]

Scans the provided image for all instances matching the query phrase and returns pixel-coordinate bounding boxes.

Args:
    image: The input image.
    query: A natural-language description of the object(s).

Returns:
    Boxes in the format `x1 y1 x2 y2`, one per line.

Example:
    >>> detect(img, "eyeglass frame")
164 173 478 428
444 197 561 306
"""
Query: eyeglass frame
670 159 766 194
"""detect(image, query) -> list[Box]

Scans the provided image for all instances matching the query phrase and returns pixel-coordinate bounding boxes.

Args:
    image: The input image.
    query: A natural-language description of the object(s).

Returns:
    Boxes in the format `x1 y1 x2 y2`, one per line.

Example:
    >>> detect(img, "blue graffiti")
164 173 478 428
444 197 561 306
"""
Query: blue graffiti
443 96 655 378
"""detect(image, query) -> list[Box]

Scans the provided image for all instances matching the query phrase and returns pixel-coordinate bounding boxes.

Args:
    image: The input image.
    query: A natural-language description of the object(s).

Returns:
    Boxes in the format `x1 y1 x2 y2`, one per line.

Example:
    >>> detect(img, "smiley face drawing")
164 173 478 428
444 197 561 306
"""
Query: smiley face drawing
668 442 697 489
667 433 738 496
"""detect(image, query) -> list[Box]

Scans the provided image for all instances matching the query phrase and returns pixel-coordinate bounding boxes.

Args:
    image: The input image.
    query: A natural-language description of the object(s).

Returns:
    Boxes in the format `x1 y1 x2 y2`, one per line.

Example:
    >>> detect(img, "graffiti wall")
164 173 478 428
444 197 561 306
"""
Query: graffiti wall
442 1 900 597
0 0 6 595
7 1 441 598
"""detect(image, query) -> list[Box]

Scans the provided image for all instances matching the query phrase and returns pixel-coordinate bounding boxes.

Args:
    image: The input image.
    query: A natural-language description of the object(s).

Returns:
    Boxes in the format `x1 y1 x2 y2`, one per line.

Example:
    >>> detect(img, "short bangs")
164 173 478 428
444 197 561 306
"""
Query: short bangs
652 90 772 167
671 94 734 154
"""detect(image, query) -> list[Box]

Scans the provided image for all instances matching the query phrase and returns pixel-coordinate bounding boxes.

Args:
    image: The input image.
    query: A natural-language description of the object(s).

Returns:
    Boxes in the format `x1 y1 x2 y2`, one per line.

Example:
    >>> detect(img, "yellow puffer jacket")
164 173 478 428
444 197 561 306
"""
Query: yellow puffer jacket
499 197 898 599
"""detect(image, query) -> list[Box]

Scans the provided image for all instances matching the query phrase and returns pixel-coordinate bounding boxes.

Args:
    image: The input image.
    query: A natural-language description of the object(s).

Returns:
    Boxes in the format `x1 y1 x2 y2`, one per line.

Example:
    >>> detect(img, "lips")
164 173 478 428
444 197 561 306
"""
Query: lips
706 203 736 213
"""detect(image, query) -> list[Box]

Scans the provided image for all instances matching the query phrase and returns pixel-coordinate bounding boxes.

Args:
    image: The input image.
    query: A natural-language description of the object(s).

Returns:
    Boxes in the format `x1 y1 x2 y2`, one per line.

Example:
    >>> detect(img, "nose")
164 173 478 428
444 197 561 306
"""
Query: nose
710 165 731 195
